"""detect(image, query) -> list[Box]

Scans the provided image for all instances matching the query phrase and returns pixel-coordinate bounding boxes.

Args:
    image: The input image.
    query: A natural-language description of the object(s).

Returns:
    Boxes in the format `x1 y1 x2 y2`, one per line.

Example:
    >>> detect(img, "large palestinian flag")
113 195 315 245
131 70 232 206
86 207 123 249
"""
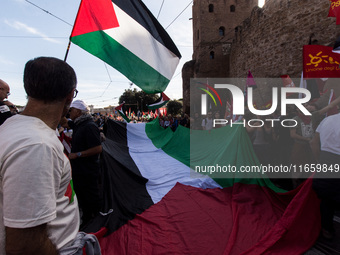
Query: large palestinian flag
83 119 321 255
70 0 181 93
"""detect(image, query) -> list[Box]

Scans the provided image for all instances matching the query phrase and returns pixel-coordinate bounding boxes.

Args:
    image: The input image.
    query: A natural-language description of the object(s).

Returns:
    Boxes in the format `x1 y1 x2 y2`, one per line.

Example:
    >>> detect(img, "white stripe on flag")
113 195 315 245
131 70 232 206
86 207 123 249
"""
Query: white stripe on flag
126 123 221 203
104 3 180 80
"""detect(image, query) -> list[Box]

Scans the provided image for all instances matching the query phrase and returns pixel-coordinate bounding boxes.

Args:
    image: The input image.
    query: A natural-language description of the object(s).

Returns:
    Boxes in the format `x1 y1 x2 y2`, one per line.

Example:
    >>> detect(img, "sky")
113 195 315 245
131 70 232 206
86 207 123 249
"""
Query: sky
1 0 264 108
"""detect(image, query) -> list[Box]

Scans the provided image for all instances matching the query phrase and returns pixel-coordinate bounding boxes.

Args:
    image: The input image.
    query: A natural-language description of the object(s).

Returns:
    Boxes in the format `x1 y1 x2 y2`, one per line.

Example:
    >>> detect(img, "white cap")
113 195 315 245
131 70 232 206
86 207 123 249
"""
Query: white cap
70 100 89 112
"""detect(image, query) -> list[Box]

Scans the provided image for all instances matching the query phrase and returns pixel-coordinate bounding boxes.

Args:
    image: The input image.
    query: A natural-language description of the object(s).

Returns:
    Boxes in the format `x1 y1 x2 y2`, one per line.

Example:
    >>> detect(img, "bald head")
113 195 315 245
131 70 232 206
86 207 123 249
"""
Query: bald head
0 79 10 101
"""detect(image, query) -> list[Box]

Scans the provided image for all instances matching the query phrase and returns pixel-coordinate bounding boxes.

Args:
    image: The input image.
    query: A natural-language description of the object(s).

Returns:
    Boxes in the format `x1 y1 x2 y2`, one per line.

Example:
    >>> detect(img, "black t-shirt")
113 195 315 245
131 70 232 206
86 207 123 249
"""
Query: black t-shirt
0 101 12 126
70 118 102 176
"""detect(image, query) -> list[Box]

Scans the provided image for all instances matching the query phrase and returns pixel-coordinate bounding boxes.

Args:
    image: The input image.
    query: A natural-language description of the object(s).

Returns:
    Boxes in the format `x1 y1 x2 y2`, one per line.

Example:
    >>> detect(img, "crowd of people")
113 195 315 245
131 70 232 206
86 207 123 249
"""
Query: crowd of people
0 56 340 254
51 94 340 206
90 112 191 132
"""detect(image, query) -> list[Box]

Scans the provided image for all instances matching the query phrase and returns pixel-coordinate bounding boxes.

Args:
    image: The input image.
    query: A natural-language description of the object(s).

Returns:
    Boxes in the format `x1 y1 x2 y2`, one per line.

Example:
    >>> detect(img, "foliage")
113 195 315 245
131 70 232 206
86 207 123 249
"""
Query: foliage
119 89 159 113
166 100 183 116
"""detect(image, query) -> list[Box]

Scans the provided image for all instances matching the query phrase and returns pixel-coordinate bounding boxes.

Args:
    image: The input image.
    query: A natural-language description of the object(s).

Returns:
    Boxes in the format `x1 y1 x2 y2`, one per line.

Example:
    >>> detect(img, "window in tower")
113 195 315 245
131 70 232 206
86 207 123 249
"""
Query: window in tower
219 26 225 36
230 5 236 12
210 51 215 59
209 4 214 12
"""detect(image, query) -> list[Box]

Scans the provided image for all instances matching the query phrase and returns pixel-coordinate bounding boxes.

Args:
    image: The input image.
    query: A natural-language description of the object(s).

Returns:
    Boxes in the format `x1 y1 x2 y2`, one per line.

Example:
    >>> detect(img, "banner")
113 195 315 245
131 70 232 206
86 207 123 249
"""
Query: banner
328 0 340 24
303 45 340 78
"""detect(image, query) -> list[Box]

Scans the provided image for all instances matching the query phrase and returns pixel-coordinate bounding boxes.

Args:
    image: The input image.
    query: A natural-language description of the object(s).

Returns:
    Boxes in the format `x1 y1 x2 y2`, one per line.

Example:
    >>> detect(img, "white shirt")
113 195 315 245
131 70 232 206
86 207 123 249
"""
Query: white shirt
316 113 340 155
0 115 79 253
202 117 213 130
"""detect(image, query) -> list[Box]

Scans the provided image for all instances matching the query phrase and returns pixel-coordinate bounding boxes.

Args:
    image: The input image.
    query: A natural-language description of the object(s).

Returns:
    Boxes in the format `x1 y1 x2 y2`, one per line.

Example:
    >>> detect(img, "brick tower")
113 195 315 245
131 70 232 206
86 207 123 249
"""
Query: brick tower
182 0 259 113
192 0 258 78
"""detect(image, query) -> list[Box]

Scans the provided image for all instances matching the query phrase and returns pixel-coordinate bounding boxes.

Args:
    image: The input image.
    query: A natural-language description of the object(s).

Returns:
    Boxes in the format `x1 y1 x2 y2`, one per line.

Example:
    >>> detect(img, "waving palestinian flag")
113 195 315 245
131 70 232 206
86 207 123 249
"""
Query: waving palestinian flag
115 102 130 123
70 0 181 93
147 92 170 110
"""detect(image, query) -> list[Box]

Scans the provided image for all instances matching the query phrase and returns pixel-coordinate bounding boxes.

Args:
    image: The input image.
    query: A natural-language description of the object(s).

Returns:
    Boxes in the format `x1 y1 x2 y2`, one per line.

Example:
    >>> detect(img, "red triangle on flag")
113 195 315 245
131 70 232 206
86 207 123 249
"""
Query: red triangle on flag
115 102 125 111
71 0 119 38
161 92 170 101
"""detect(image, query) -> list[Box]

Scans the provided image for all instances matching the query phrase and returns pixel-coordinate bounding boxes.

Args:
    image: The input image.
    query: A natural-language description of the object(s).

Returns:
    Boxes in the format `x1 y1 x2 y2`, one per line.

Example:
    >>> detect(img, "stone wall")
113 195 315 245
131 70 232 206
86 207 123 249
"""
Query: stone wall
182 60 196 114
229 0 340 78
183 0 340 113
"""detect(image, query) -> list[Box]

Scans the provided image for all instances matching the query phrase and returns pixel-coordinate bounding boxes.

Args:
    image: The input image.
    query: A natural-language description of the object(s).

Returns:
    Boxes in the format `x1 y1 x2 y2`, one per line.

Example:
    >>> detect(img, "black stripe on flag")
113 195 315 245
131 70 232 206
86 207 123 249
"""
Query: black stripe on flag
82 119 154 234
112 0 182 59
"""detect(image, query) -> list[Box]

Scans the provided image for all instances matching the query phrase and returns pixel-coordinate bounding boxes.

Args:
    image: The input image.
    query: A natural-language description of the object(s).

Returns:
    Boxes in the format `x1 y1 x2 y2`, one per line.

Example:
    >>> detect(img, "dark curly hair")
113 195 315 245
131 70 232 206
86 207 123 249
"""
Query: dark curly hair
24 57 77 102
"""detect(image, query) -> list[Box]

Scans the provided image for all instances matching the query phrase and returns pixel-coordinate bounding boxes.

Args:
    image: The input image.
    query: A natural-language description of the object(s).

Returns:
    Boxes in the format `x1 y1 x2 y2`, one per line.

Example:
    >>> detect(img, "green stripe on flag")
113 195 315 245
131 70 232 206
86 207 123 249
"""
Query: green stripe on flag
147 101 168 110
145 118 286 193
118 110 130 123
71 31 170 93
70 179 75 204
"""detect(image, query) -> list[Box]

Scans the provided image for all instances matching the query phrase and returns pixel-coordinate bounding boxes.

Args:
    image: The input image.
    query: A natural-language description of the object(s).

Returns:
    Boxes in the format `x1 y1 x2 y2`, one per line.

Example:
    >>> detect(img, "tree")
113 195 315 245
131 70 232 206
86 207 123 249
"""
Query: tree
119 89 159 113
166 100 183 116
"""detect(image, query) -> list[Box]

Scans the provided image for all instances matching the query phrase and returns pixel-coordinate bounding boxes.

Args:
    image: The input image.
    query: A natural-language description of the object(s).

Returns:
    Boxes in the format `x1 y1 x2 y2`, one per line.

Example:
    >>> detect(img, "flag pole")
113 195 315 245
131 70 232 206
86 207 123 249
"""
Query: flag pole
64 0 83 62
64 39 72 62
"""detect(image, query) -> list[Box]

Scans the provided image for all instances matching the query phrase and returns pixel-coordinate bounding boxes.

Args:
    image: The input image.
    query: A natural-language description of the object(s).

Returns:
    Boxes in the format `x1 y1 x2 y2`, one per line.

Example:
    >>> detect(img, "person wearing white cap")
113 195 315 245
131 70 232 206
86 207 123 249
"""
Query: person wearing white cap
69 99 90 112
68 99 102 227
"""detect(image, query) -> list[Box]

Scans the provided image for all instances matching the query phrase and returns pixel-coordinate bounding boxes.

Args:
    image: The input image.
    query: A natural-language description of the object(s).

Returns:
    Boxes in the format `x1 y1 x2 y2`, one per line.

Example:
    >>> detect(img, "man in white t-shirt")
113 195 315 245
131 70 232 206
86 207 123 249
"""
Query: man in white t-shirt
0 57 93 254
311 113 340 239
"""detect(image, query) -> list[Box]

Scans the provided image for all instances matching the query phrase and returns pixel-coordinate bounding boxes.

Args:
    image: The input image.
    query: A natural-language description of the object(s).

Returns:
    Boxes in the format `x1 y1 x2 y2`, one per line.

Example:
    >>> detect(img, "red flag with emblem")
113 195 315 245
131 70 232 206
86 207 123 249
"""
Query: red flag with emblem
303 45 340 78
328 0 340 25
